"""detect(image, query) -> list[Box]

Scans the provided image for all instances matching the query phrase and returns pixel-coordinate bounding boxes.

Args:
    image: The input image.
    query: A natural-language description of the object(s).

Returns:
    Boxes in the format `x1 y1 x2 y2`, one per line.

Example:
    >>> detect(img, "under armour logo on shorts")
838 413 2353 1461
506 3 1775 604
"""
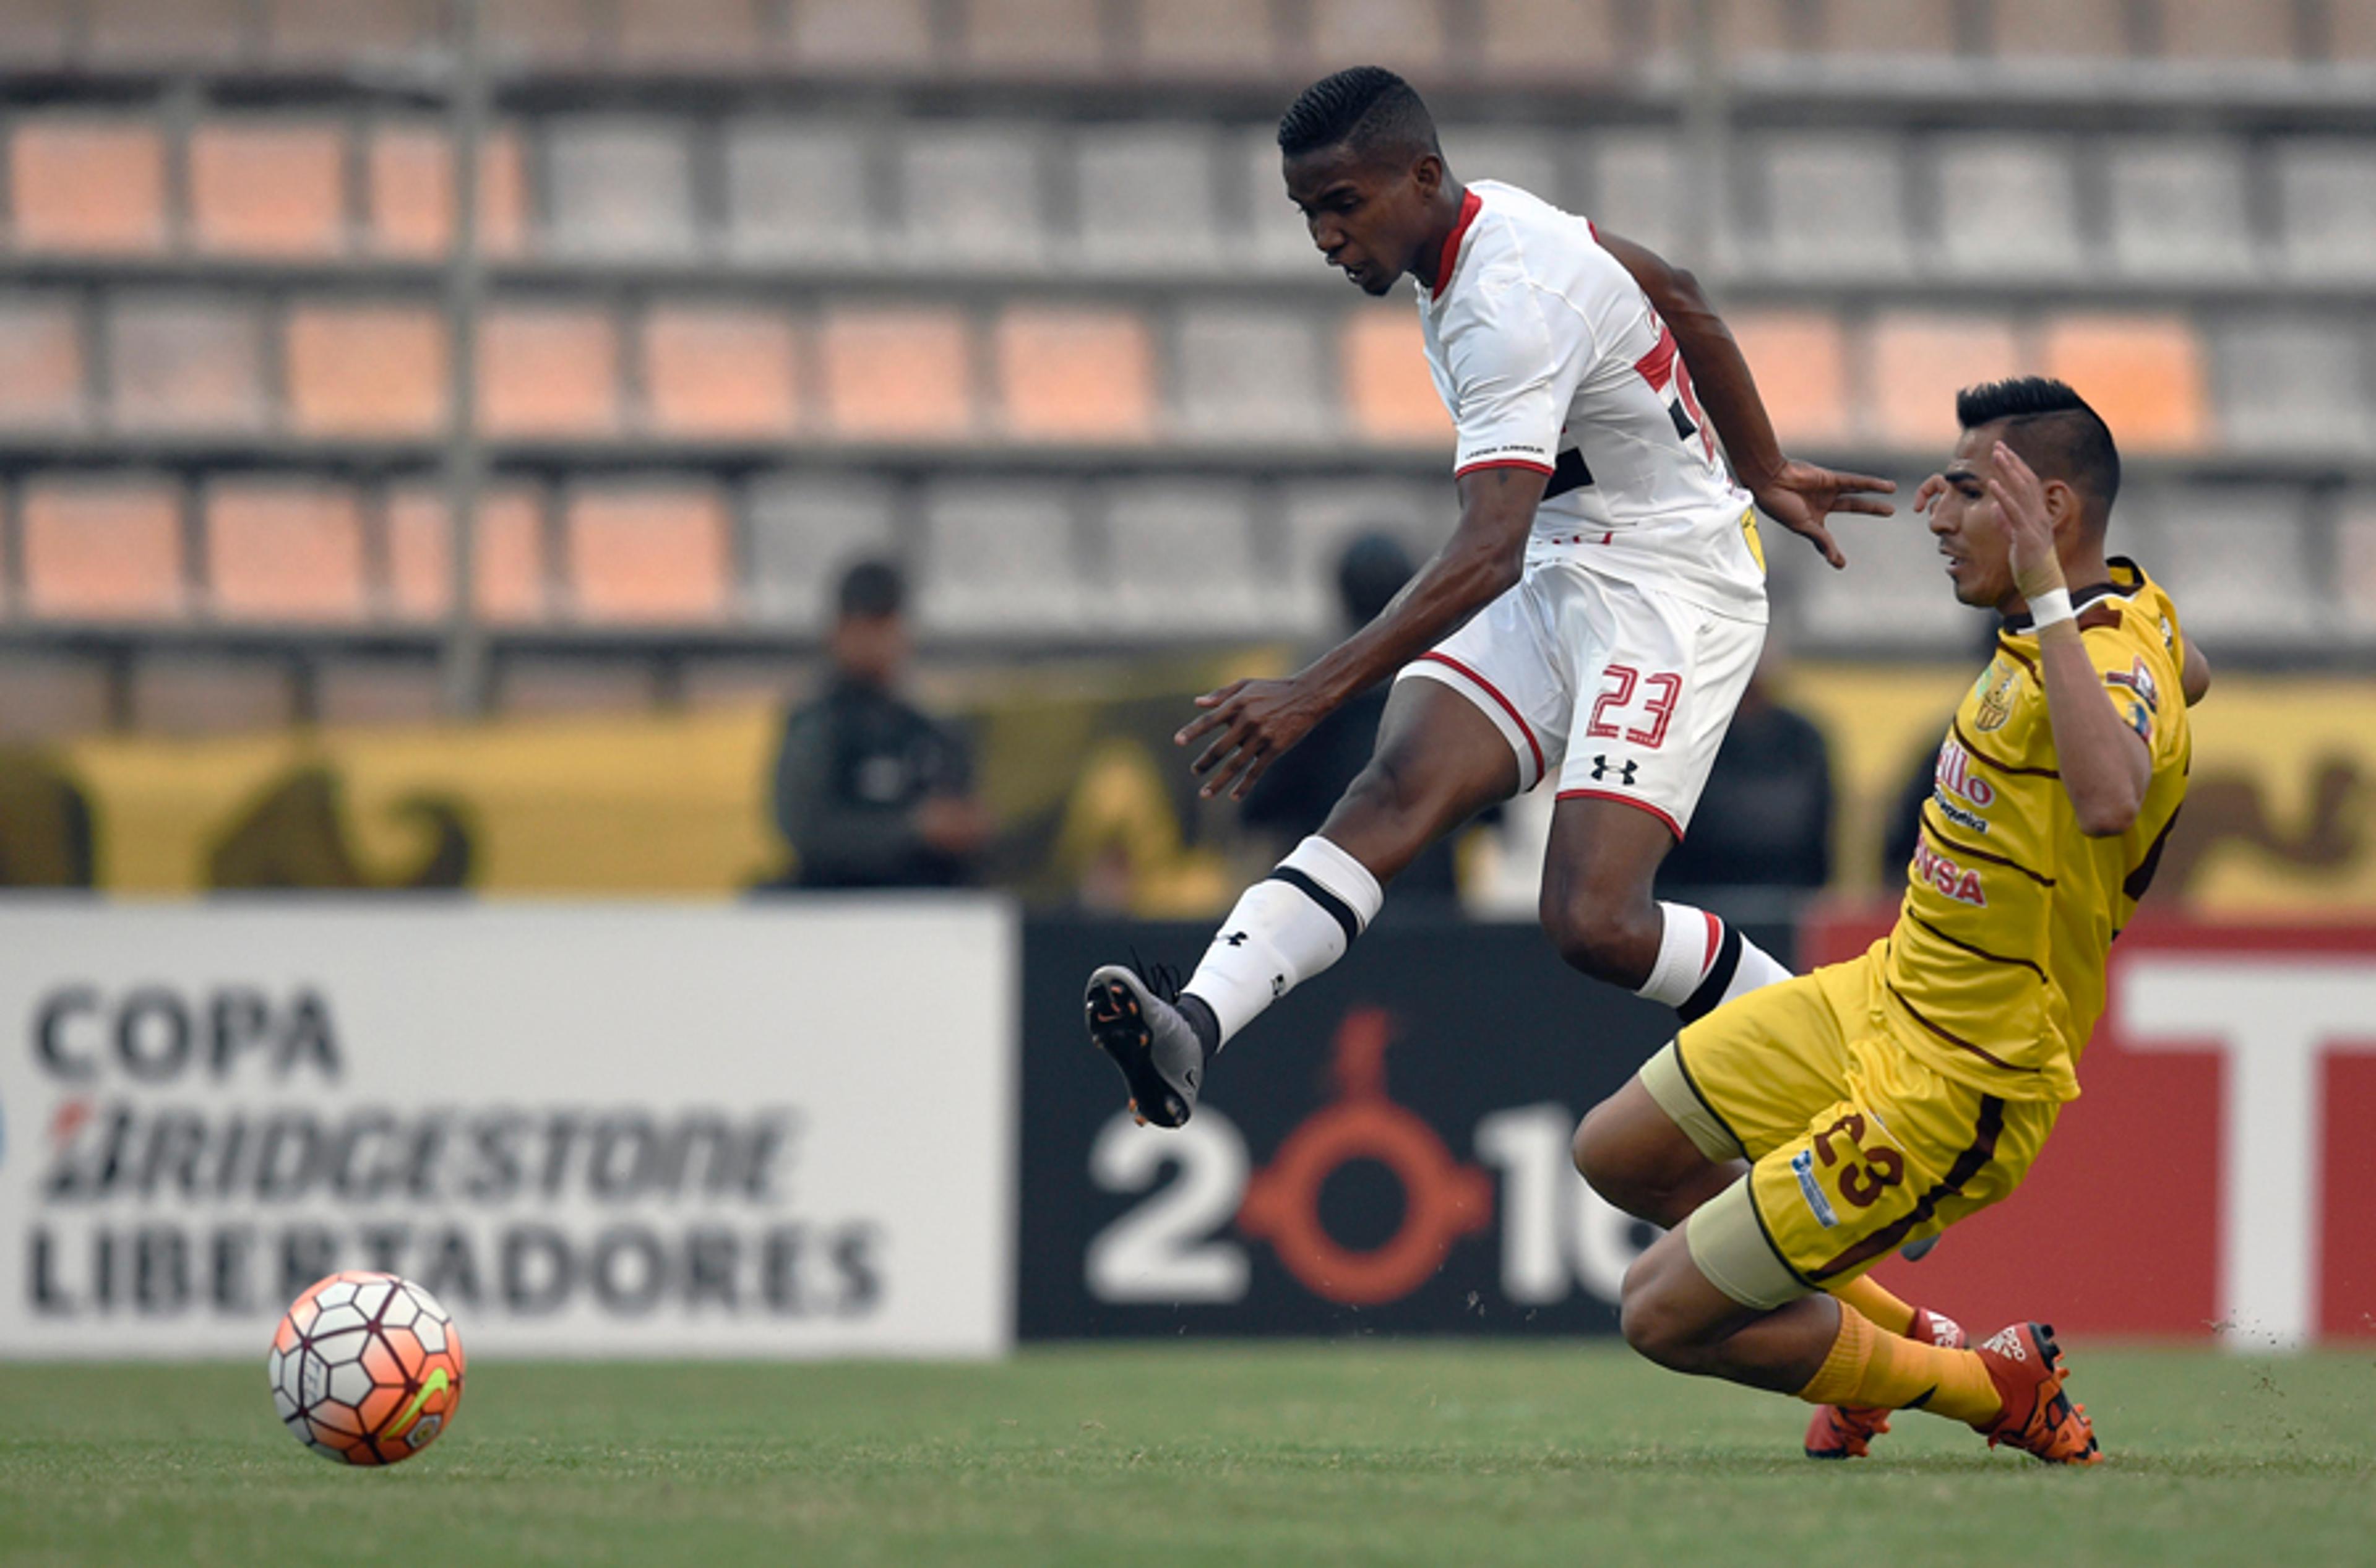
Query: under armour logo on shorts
1590 755 1639 786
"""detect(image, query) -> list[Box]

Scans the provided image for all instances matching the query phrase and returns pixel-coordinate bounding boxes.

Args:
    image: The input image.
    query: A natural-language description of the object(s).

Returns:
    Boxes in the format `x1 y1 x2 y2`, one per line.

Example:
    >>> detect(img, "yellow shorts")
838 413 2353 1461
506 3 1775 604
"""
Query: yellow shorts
1638 944 2059 1309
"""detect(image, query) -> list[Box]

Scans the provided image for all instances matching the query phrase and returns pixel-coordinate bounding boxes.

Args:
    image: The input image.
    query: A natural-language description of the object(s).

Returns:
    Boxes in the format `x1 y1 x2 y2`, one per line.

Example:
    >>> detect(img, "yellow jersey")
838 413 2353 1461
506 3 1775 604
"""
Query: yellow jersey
1880 558 2192 1103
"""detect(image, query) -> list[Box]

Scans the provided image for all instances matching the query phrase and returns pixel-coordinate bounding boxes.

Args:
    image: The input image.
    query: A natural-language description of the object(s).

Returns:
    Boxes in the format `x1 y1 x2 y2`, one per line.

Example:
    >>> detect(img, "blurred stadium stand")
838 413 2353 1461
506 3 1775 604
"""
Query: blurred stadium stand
3 0 2375 733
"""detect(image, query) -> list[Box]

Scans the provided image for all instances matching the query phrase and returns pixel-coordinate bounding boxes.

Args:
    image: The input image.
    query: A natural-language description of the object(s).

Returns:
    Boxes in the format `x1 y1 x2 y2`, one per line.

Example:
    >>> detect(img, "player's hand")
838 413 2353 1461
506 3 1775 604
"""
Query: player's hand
1748 459 1896 571
1986 440 2067 601
1913 473 1948 515
1176 678 1328 801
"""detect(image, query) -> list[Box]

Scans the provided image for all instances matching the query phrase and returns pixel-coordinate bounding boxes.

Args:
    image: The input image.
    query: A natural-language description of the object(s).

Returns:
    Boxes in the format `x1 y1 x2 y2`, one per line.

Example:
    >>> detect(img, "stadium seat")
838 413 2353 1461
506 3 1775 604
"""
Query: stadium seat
564 481 735 624
1279 480 1445 633
1237 127 1320 272
1308 0 1448 78
640 304 803 439
1982 0 2132 58
2273 140 2376 279
108 293 269 433
7 117 170 256
916 480 1088 635
1173 305 1330 441
384 483 551 622
19 476 186 621
785 0 936 71
897 125 1047 269
262 0 446 66
1340 306 1452 446
1437 125 1563 207
84 0 248 65
2041 314 2210 453
992 306 1156 443
1865 312 2022 451
743 473 901 628
1098 480 1275 635
544 117 702 259
187 119 350 259
0 1 72 67
1757 134 1913 278
2335 493 2376 635
483 0 601 67
723 119 877 264
1476 0 1627 82
129 656 295 735
2104 137 2259 279
0 293 87 431
494 657 658 716
285 302 448 437
1580 131 1684 257
314 658 446 728
1926 135 2086 277
0 652 110 741
204 480 371 623
817 305 977 440
2209 314 2370 454
2335 0 2376 60
958 0 1108 75
365 122 530 259
2155 0 2301 61
1725 310 1852 447
1134 0 1286 77
2141 488 2324 644
614 0 772 66
1816 0 1960 56
477 304 622 437
1073 124 1223 269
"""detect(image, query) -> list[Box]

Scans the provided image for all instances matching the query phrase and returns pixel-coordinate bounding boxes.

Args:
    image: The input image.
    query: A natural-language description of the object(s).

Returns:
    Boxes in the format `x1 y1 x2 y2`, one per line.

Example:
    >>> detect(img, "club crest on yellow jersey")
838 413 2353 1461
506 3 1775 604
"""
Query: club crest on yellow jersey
1973 657 2020 733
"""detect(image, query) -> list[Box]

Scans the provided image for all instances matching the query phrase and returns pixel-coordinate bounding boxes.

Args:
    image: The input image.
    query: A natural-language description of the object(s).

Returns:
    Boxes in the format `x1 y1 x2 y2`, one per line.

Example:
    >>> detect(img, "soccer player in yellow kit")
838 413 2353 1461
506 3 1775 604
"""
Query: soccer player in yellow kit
1572 377 2209 1464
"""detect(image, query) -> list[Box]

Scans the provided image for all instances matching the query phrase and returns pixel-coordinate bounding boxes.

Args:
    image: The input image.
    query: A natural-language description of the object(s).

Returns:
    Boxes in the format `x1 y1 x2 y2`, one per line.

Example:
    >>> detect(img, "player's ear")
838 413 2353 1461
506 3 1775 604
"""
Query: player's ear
1411 150 1445 199
2041 477 2082 540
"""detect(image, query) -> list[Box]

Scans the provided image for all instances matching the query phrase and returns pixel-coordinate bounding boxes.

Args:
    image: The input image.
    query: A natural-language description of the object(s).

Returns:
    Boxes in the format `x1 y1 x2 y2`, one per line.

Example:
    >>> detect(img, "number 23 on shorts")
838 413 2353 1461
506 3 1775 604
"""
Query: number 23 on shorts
1586 664 1681 748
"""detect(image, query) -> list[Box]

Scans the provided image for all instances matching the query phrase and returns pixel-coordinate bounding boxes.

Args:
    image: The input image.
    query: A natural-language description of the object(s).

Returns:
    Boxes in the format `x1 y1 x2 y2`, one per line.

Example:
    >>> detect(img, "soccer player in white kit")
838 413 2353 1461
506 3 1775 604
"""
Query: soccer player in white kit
1087 66 1894 1128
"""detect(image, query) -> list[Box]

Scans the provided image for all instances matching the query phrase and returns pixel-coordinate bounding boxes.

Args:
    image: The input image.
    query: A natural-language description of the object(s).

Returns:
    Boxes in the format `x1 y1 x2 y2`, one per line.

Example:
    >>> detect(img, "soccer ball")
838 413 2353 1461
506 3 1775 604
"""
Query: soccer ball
268 1270 466 1465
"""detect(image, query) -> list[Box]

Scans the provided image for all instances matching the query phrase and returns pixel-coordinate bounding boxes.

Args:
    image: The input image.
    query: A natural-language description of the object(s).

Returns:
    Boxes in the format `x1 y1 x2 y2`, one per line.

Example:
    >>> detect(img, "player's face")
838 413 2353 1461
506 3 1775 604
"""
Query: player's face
1926 426 2018 610
1283 145 1443 296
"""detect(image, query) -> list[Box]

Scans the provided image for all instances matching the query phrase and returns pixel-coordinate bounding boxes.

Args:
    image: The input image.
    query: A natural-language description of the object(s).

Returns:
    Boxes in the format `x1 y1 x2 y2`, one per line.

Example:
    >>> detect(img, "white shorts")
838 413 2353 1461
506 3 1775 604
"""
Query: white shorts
1394 559 1765 839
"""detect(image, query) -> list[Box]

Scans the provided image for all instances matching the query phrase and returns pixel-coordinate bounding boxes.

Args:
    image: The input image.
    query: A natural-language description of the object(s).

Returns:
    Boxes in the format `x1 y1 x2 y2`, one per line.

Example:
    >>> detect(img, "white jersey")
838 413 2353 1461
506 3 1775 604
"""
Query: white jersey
1419 179 1767 623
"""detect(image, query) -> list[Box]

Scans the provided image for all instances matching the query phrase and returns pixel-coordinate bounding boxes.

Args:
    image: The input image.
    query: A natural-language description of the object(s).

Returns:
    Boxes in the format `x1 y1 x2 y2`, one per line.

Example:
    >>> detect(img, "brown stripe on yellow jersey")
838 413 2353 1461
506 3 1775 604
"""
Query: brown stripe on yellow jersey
1881 558 2193 1103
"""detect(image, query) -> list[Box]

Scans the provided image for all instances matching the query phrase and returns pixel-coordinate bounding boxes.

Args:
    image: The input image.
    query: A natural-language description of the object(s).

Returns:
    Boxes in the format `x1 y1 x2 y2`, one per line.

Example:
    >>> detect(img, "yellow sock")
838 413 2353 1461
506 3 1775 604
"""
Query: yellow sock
1828 1275 1917 1337
1799 1307 2004 1426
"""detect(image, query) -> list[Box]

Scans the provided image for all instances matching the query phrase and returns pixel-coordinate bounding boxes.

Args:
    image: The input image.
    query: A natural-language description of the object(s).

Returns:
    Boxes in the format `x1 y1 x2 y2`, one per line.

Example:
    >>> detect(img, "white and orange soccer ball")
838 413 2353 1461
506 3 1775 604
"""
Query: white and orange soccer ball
268 1270 466 1465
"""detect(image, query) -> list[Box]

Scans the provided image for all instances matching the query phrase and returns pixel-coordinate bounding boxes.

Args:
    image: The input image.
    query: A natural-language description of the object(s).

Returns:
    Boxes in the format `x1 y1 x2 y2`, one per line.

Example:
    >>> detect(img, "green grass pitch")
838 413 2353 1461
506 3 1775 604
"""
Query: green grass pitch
4 1343 2373 1566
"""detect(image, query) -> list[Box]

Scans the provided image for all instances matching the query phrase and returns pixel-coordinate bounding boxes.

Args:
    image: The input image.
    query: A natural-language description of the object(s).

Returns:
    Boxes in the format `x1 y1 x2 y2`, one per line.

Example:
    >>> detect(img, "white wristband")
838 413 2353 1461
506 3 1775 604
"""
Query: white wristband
2028 587 2075 631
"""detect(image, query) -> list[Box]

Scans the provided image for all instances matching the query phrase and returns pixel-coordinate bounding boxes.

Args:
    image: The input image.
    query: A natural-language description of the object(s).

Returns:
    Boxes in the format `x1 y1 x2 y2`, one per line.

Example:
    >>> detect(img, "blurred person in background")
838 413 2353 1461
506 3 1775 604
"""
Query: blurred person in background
1243 531 1465 903
1654 637 1833 899
768 560 991 889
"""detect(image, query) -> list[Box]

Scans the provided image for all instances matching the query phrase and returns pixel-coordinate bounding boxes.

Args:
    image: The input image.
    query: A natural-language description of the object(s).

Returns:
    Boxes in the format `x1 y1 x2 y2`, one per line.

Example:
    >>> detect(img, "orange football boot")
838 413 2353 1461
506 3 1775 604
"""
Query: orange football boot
1973 1322 2103 1465
1804 1307 1966 1460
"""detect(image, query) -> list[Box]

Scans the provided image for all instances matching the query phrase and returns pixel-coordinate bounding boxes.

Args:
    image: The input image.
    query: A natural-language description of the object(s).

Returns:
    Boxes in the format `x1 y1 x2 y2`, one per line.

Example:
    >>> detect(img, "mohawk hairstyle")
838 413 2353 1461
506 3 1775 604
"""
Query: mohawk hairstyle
1956 376 2121 523
1277 66 1439 162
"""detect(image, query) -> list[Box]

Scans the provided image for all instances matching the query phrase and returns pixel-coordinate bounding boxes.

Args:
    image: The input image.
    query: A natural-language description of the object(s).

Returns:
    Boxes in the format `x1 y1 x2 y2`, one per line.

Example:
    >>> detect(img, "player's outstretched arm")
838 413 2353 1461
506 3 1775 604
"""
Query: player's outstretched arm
1596 229 1893 569
1177 465 1546 800
1988 442 2152 837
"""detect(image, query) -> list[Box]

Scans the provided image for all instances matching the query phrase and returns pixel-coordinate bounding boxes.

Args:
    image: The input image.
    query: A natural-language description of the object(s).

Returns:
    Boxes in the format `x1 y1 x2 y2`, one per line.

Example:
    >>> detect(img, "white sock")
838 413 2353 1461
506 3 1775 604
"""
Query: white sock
1183 835 1384 1048
1635 901 1794 1021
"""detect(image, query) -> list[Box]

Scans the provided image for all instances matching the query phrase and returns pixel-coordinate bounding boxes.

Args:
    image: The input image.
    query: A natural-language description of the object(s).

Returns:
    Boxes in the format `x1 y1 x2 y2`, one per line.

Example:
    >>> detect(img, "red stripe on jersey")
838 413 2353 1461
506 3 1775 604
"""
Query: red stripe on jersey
1419 651 1544 781
1453 458 1555 480
1634 321 1678 391
1556 788 1684 843
1431 187 1484 301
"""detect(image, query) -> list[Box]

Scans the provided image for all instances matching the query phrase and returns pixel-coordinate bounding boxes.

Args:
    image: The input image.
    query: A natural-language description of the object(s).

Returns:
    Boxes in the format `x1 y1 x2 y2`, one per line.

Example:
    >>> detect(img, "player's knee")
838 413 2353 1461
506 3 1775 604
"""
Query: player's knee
1572 1100 1630 1188
1338 754 1428 840
1617 1268 1703 1372
1539 895 1653 988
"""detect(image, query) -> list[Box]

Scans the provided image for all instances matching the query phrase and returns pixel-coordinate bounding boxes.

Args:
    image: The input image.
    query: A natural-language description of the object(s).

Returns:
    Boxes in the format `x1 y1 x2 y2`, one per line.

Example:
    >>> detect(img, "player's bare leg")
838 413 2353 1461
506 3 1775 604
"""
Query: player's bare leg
1087 680 1516 1126
1538 795 1794 1020
1573 1079 1966 1458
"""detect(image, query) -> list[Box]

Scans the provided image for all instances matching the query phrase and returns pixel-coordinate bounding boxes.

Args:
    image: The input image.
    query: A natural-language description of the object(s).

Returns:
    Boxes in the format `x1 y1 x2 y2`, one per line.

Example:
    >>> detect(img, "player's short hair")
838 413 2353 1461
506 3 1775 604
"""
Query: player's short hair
835 558 905 620
1276 66 1440 165
1956 376 2120 526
